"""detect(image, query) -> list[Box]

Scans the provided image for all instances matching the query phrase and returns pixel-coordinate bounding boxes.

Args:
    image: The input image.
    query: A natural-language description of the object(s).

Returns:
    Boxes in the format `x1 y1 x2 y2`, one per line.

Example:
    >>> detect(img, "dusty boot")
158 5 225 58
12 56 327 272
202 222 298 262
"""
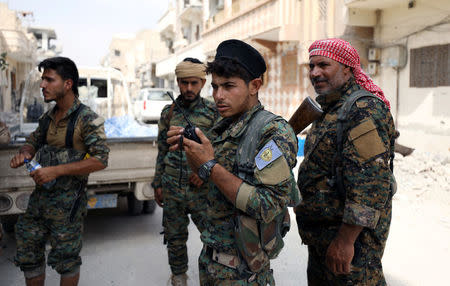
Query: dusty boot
170 273 188 286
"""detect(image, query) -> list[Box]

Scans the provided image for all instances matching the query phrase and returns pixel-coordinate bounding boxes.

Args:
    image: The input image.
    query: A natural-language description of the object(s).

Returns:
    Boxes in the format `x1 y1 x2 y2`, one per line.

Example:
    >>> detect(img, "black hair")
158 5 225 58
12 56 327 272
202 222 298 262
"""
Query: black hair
205 57 254 84
183 57 203 64
38 57 79 96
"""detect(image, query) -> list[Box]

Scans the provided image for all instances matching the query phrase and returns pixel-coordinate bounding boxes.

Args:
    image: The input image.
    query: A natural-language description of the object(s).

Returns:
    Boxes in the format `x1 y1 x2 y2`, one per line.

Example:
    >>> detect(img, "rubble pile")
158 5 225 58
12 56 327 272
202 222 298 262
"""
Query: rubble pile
393 150 450 205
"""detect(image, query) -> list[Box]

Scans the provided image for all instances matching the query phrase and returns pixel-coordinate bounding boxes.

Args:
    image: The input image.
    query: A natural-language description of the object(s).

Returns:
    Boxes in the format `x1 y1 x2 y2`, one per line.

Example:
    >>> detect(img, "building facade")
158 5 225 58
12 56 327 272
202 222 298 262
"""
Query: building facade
344 0 450 151
155 0 449 151
0 3 36 113
103 30 169 99
202 0 349 118
156 0 349 116
156 0 206 94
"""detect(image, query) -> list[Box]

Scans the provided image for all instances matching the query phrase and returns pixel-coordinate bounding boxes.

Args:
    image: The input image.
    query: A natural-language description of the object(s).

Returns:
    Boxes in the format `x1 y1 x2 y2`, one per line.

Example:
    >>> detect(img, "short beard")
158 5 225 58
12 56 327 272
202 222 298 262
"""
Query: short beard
181 91 200 104
44 90 65 103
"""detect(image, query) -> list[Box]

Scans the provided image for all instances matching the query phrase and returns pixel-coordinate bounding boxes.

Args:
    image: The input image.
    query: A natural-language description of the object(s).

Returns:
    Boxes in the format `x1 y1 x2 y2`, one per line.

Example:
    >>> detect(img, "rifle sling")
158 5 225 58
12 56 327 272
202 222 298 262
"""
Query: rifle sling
333 89 392 198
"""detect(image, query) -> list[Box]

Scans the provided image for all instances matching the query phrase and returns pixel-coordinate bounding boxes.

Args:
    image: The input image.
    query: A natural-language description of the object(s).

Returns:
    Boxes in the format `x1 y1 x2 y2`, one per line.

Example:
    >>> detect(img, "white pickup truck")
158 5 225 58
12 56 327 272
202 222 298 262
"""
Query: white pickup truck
0 67 158 232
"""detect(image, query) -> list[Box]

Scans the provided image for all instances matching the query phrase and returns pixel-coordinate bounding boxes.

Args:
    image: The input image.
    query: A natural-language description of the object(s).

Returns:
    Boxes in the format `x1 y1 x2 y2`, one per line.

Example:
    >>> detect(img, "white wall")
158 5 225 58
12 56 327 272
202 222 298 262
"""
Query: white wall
374 11 450 152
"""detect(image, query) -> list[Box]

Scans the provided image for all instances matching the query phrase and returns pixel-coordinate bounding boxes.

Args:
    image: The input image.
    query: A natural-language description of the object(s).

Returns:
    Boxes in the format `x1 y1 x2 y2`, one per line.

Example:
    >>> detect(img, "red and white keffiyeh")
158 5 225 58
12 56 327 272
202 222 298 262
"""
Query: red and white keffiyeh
309 38 390 109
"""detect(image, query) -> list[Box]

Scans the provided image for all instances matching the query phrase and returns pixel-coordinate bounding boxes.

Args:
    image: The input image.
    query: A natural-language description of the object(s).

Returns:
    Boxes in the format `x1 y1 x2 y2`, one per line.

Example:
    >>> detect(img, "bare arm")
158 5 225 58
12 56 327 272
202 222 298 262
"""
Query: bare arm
30 157 106 186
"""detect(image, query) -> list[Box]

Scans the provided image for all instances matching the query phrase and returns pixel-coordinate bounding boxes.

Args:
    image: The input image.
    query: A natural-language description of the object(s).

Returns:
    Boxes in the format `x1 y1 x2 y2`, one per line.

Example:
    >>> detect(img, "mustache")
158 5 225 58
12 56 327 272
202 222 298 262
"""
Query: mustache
311 77 327 84
215 100 227 106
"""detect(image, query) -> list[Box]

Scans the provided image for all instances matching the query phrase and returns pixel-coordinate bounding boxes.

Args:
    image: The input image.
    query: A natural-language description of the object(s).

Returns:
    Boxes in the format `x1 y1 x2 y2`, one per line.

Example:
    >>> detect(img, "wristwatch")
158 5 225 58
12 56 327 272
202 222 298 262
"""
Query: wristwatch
198 159 218 182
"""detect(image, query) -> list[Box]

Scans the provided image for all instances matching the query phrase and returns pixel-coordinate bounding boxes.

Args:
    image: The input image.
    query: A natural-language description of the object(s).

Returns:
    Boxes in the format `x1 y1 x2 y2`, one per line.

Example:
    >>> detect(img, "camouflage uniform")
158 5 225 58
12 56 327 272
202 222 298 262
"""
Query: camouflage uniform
295 80 396 285
14 98 109 276
200 103 299 285
152 95 218 275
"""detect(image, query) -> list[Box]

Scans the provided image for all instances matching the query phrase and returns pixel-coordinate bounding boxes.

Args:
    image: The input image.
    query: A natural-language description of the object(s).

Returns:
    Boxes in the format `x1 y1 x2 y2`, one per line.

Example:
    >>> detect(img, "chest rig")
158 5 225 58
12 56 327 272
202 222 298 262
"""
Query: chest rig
34 103 88 191
233 109 291 273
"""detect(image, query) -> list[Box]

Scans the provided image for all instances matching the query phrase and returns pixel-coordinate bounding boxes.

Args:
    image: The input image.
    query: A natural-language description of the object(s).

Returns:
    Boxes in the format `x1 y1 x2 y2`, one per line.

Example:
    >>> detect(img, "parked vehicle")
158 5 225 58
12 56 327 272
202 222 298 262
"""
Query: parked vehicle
0 68 157 232
133 88 173 123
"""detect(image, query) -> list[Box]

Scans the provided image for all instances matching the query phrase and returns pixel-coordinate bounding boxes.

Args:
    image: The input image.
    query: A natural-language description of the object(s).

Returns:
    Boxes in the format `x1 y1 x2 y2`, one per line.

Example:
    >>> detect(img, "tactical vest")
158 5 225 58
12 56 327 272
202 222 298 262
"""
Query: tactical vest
233 109 292 273
34 104 88 191
330 89 396 198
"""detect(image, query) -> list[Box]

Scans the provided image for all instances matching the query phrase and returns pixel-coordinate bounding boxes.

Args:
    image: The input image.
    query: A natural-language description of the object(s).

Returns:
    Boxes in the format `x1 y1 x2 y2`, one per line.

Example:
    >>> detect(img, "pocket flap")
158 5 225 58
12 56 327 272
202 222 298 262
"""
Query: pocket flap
349 119 377 141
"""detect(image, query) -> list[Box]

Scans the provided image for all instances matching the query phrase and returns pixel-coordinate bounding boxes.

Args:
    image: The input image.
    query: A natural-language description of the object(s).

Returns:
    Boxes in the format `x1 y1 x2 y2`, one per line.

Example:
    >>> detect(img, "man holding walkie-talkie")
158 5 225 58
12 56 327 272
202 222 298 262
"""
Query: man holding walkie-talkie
151 58 219 286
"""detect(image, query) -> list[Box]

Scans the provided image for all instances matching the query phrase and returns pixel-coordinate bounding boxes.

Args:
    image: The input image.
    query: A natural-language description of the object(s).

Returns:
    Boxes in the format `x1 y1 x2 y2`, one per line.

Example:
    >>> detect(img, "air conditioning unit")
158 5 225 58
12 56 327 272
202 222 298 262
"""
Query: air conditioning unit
383 45 407 69
367 62 378 76
217 0 224 10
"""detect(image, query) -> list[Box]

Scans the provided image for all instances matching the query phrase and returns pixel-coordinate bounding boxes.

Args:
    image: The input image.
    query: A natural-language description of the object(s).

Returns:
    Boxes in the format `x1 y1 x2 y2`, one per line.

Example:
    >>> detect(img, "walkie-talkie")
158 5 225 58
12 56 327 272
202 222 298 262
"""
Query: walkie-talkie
166 91 201 144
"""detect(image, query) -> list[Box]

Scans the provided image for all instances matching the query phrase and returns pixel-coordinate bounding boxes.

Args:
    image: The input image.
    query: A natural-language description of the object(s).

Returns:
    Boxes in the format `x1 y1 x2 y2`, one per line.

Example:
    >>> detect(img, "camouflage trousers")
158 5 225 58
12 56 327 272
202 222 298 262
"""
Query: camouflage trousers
307 242 386 286
162 174 208 275
198 246 275 286
14 187 87 276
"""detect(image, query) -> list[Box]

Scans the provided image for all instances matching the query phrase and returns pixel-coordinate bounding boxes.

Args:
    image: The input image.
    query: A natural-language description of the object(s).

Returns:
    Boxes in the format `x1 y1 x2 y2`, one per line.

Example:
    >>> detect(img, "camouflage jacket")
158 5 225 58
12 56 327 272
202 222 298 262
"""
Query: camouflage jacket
201 103 299 254
151 95 218 188
295 80 396 248
25 98 109 167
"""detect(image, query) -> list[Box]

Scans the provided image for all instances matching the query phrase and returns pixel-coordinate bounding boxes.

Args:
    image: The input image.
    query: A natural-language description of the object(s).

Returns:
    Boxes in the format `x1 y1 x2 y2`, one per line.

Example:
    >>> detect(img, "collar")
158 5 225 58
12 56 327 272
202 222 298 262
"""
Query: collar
48 98 81 121
213 102 263 139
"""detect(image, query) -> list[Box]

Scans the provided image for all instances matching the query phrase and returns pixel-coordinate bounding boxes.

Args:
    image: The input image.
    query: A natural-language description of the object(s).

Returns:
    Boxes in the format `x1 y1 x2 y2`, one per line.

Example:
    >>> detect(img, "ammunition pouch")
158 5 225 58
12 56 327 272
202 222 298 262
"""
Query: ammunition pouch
34 144 88 191
234 208 290 273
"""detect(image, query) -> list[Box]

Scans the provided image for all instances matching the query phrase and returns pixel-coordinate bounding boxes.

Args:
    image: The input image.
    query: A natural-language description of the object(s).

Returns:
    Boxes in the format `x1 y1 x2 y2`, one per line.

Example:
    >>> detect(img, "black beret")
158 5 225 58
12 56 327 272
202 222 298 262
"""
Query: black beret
215 39 266 79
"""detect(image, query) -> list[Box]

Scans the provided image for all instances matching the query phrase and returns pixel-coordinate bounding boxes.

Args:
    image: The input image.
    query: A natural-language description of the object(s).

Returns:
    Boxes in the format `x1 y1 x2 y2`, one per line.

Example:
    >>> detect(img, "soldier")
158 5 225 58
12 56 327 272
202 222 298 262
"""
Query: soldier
167 39 300 285
10 57 109 286
295 38 397 285
151 58 218 286
0 121 10 145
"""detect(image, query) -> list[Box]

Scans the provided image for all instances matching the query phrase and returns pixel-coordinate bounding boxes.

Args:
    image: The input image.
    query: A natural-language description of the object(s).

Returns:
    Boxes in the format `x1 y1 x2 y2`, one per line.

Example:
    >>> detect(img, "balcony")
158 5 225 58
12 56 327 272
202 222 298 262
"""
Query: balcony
202 0 302 54
179 2 202 22
157 6 176 41
155 41 203 78
0 30 35 62
345 0 406 9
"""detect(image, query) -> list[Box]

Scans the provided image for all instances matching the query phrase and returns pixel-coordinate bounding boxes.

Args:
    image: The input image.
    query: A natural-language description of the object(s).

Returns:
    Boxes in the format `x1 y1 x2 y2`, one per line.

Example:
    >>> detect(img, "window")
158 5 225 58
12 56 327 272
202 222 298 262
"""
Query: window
143 90 171 101
281 52 298 86
91 79 107 98
410 44 450 87
195 25 200 41
78 78 87 87
114 50 121 57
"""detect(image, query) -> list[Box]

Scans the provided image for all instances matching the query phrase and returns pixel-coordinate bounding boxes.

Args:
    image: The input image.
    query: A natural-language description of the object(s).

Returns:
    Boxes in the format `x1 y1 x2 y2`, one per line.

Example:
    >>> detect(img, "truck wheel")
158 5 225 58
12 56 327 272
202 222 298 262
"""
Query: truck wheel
127 193 143 216
143 200 156 214
1 214 18 233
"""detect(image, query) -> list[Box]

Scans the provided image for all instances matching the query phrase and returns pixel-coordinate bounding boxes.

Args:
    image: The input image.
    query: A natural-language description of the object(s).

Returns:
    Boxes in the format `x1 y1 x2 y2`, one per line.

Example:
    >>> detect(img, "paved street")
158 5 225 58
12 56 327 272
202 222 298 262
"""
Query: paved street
0 197 308 286
1 167 449 286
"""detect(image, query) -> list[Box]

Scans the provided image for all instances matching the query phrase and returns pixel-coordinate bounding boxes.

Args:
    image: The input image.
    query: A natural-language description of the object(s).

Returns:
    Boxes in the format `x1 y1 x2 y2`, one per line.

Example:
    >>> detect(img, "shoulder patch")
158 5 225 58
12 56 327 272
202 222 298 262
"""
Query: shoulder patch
91 117 105 127
255 139 282 170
